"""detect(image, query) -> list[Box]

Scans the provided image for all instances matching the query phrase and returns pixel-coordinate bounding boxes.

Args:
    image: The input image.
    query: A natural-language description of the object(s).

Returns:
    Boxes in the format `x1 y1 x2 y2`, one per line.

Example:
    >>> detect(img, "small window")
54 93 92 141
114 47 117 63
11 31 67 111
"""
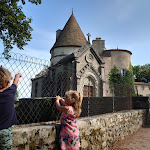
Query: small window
121 69 126 76
149 87 150 90
142 86 144 90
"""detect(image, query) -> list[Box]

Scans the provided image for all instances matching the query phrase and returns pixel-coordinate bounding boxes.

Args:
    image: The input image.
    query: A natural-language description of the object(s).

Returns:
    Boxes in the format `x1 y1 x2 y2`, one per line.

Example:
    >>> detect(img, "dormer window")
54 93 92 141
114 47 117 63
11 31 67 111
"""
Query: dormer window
121 69 126 76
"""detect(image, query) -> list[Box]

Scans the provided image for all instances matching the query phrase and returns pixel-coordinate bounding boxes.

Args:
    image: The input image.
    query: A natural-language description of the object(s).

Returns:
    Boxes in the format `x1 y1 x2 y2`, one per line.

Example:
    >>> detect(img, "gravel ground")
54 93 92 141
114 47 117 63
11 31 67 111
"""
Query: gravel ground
108 126 150 150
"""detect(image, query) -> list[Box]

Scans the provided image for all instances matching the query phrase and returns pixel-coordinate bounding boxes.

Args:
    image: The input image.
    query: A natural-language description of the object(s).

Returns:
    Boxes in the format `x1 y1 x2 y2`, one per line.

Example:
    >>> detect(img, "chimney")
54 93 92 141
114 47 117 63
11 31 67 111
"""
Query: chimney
56 29 62 40
92 37 105 55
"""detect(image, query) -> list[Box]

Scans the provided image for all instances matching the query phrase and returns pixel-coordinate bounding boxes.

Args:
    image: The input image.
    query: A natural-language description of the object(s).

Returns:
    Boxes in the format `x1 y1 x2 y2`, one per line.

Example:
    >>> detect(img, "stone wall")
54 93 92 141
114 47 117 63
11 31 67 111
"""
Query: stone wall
12 109 147 150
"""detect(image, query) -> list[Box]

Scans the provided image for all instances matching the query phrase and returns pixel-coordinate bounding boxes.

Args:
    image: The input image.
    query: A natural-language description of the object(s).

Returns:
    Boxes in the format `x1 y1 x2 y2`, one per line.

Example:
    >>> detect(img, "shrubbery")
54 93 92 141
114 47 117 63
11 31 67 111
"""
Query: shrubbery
109 64 135 96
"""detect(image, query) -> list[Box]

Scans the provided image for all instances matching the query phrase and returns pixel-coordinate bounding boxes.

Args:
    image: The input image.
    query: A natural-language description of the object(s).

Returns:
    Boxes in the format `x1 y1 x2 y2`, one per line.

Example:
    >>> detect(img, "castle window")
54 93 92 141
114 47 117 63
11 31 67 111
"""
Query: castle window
121 69 126 76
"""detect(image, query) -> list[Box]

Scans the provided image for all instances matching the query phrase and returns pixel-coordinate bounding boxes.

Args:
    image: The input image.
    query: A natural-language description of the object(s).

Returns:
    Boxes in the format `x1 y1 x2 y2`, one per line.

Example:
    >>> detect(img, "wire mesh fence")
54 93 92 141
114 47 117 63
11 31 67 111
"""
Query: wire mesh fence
0 52 133 125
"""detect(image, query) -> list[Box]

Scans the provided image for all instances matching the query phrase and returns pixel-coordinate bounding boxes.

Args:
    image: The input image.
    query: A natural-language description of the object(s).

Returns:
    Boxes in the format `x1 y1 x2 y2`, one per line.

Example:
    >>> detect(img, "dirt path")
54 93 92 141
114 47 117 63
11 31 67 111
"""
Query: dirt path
108 126 150 150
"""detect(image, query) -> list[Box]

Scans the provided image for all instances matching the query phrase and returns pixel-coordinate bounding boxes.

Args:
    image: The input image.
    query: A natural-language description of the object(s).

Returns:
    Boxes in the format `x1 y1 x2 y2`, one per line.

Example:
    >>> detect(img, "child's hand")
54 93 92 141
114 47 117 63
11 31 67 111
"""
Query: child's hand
56 96 61 101
15 73 22 78
13 73 22 86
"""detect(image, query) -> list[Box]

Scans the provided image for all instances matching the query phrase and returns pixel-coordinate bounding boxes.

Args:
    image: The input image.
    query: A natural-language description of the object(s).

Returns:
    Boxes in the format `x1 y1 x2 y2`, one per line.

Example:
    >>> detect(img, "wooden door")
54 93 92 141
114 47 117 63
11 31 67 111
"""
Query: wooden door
83 85 93 97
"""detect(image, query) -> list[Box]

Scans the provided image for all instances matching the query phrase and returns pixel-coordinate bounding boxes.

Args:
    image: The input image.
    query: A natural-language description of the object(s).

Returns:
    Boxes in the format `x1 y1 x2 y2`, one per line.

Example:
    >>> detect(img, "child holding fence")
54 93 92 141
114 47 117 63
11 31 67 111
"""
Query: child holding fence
56 90 82 150
0 67 21 150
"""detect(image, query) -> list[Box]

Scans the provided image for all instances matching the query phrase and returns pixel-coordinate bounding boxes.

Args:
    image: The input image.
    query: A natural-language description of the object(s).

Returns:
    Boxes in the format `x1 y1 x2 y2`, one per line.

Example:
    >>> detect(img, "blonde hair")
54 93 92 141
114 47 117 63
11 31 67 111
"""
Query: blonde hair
0 67 11 89
65 90 83 118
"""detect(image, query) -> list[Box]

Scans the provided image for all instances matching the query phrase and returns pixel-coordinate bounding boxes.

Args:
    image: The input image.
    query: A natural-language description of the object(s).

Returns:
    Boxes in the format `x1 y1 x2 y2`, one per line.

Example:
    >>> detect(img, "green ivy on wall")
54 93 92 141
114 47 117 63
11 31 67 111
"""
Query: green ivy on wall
109 64 135 96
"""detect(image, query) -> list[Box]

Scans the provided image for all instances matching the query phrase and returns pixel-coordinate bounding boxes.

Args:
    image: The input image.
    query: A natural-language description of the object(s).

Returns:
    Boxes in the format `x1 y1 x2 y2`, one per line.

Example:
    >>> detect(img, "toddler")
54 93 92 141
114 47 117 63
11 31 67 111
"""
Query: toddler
56 90 82 150
0 67 21 150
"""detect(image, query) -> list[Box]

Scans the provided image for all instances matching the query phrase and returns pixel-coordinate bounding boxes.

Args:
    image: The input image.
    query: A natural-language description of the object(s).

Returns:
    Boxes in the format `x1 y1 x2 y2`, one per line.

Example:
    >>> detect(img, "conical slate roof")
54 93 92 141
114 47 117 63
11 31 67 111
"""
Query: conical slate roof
51 12 87 50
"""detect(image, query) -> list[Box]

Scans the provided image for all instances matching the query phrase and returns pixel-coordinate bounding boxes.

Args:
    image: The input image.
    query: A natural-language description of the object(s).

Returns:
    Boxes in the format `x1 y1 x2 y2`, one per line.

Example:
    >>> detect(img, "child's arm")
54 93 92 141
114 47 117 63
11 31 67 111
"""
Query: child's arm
59 98 67 106
13 73 22 86
56 96 68 113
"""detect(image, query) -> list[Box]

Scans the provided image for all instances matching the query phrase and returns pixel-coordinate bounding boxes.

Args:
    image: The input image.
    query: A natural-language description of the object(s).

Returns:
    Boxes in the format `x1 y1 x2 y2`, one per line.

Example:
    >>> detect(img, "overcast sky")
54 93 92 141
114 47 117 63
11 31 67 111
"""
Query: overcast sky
0 0 150 66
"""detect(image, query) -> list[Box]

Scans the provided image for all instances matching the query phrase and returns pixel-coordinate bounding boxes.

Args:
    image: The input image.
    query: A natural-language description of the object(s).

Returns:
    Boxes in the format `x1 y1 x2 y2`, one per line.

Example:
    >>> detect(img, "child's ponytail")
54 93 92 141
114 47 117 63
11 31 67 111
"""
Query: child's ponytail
65 90 83 118
77 92 82 117
72 92 82 118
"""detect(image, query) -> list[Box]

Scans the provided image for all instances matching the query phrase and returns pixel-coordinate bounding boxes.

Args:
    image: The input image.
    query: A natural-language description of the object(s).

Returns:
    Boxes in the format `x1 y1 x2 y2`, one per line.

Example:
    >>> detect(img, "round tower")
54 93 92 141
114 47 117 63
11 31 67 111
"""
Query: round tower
101 49 132 97
50 12 87 66
109 49 132 70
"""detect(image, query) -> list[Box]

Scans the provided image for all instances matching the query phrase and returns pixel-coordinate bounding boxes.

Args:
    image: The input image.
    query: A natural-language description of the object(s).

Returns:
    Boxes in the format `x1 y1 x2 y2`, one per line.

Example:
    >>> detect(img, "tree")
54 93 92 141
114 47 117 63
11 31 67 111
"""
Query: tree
109 65 135 96
109 66 122 86
109 66 123 96
0 0 41 58
133 64 150 83
35 66 49 78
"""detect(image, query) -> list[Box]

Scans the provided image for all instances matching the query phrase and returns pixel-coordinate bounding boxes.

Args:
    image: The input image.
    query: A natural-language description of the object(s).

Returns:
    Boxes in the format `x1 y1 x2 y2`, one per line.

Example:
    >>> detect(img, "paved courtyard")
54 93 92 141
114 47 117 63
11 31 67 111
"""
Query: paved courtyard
109 126 150 150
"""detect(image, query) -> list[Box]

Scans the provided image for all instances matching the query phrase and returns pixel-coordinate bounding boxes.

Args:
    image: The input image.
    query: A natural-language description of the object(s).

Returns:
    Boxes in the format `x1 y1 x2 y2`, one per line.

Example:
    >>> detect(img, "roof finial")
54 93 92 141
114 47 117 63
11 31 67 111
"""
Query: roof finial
72 8 73 15
87 33 91 43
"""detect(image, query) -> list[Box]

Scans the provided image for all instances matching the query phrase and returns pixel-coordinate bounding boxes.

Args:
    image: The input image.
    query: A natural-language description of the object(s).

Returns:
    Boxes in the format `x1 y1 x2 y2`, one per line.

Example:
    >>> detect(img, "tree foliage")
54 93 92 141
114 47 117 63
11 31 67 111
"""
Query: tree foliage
15 91 19 102
0 0 41 58
109 65 135 96
132 64 150 83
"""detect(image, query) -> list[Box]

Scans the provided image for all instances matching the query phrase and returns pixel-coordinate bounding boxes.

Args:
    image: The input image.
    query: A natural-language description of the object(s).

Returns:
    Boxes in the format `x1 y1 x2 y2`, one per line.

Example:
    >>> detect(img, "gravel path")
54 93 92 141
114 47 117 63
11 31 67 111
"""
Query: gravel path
108 126 150 150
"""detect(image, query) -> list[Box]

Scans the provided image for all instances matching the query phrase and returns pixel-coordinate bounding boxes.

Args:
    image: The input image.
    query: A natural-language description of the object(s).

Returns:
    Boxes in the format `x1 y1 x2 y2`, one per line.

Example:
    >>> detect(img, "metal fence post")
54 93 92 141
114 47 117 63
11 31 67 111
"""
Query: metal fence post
88 79 90 117
128 87 131 110
130 87 132 110
113 85 115 112
88 98 90 117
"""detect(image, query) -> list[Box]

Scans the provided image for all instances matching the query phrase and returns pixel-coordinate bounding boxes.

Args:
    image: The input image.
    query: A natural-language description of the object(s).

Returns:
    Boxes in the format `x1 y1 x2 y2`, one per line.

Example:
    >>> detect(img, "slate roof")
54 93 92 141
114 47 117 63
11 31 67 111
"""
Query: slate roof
100 51 111 57
100 49 132 57
51 12 87 50
107 49 132 55
134 82 150 86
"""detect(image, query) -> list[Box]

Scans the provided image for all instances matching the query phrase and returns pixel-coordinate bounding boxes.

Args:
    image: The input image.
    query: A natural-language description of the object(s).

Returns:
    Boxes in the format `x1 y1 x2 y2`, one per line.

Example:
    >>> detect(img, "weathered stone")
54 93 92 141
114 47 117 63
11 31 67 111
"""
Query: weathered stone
12 109 147 150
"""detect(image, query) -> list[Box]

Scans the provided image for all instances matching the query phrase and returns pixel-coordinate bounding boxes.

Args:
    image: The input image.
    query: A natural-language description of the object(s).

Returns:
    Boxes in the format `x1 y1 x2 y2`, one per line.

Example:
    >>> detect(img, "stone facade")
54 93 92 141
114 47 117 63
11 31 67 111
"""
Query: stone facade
134 82 150 97
31 13 132 98
12 109 147 150
102 50 132 96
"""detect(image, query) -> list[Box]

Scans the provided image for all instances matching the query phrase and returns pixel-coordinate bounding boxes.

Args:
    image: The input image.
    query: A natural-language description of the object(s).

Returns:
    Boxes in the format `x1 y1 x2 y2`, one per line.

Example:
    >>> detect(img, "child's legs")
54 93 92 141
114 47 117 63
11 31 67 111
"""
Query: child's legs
0 127 13 150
